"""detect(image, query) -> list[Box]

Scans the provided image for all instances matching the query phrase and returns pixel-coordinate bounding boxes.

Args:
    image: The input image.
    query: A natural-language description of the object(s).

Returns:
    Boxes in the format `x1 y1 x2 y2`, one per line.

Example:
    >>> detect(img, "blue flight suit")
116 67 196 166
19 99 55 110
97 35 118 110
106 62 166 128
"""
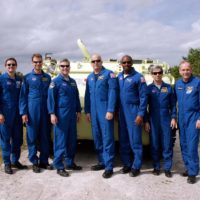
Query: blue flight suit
146 82 176 171
0 73 23 165
118 68 147 170
84 67 117 171
175 76 200 176
19 70 51 165
47 74 81 170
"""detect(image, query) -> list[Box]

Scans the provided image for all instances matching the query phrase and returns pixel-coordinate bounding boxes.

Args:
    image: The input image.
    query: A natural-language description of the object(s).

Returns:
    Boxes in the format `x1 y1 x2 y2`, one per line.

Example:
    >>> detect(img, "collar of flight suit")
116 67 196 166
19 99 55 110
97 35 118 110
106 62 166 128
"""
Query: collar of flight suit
181 75 194 84
3 72 17 80
92 66 106 77
121 67 136 78
31 69 46 76
58 74 71 82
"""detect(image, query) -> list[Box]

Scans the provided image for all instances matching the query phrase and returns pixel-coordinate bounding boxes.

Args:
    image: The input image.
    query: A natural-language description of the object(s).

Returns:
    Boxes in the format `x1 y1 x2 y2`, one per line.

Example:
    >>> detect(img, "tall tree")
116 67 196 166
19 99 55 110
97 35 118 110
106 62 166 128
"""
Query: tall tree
184 48 200 77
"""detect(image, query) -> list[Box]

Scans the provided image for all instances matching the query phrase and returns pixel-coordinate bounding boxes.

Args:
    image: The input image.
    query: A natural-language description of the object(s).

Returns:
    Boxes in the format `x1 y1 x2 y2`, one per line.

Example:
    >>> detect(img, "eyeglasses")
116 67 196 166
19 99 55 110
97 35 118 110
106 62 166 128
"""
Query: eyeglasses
91 60 101 63
60 65 70 68
152 72 163 75
122 61 132 65
33 61 42 64
7 63 16 67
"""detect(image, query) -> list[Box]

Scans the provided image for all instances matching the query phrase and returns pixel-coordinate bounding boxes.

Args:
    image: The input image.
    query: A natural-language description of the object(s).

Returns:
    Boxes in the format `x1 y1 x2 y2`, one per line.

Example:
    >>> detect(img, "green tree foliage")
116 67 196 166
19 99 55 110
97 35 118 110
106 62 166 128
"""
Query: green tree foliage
170 48 200 80
185 48 200 77
169 66 181 81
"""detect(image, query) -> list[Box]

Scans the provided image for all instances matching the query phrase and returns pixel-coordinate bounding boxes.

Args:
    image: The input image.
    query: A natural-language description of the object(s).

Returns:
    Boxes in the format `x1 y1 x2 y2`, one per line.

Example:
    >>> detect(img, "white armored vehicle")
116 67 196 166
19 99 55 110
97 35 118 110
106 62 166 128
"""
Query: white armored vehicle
43 39 175 145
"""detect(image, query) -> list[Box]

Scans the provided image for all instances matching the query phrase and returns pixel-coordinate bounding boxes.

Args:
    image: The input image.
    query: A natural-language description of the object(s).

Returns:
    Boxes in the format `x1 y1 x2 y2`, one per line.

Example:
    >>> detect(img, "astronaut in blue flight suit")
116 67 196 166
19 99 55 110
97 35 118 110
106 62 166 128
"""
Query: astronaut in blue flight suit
84 54 117 179
144 65 177 178
0 58 27 174
117 55 147 177
174 60 200 184
19 53 52 173
48 58 82 177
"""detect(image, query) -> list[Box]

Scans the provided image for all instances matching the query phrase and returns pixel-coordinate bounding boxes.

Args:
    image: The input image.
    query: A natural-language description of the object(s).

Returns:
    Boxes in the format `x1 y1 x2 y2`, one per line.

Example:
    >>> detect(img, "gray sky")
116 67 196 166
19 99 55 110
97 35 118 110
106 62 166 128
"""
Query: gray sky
0 0 200 73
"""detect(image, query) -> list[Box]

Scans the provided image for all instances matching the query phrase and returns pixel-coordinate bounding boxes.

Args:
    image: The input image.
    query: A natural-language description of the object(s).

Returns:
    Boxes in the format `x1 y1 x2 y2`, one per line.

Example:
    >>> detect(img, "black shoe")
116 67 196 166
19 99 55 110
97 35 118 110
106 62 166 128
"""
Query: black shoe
32 164 41 173
4 164 13 174
182 171 188 177
39 163 54 170
57 169 69 177
129 169 140 177
120 166 131 174
91 164 105 171
187 176 196 184
65 163 82 170
165 170 172 178
12 161 28 170
102 170 113 178
152 169 160 176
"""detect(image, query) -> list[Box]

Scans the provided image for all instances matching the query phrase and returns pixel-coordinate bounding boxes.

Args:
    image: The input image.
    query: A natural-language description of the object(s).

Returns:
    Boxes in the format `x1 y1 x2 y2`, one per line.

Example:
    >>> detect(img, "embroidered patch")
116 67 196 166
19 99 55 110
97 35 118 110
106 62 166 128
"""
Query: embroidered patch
98 75 104 80
161 87 168 93
152 89 157 93
71 82 76 87
32 77 36 81
177 87 183 90
42 77 48 81
126 78 132 82
7 81 12 85
110 73 116 78
16 81 21 88
140 77 146 83
186 86 193 94
49 82 55 88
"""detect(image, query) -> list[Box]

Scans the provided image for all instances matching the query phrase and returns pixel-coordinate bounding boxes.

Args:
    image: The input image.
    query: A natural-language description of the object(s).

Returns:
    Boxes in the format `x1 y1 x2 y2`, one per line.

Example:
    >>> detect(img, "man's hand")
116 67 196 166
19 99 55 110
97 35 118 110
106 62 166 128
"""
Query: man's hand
135 115 143 125
170 118 177 129
50 114 58 125
0 114 5 124
144 122 150 132
77 112 81 122
105 112 114 120
196 120 200 129
86 113 91 122
22 114 28 124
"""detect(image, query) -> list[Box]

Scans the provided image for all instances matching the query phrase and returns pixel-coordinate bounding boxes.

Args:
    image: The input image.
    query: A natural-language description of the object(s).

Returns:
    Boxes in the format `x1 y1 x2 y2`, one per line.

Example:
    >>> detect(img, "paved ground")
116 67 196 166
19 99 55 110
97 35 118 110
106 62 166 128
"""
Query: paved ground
0 139 200 200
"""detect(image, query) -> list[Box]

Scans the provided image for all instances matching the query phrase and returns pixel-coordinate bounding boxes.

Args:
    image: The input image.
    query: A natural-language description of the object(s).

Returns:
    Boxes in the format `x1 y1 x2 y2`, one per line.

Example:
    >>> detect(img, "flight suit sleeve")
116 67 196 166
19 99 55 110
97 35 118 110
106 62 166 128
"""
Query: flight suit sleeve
143 87 150 122
84 78 91 114
19 77 29 115
170 86 177 119
137 76 148 117
107 72 118 113
75 83 82 113
47 81 57 114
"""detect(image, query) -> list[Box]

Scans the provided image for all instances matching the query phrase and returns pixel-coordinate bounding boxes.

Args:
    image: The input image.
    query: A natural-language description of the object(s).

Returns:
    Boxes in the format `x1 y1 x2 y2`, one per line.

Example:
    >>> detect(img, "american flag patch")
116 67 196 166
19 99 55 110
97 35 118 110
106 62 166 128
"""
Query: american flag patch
140 77 146 83
110 73 116 78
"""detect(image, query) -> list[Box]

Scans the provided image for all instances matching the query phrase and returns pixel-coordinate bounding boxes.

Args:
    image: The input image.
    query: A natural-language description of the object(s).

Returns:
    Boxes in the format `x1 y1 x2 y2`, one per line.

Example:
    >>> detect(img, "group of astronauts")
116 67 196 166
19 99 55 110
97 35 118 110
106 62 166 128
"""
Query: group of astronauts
0 53 199 184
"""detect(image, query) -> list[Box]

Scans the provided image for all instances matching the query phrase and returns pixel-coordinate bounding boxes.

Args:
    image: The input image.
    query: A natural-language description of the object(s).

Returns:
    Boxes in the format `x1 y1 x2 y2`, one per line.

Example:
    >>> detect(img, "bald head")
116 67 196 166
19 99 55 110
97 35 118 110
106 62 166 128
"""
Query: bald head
91 53 102 61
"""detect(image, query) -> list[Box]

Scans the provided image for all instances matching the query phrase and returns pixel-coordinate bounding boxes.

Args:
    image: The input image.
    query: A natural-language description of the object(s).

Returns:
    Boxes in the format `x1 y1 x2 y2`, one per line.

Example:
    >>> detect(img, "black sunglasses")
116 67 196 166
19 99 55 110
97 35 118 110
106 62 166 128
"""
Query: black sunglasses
7 63 16 67
152 71 163 75
60 65 70 68
91 60 101 63
122 61 132 64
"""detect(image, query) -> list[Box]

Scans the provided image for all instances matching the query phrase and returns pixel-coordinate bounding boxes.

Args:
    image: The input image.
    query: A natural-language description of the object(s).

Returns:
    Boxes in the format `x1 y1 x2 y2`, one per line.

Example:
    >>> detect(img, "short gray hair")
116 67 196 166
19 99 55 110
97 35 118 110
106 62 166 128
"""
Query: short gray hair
149 65 163 74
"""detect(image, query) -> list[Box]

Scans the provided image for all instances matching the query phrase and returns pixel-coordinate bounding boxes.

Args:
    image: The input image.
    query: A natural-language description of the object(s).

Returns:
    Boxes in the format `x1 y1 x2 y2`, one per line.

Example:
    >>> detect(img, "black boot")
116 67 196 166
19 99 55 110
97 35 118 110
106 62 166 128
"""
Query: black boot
4 164 13 174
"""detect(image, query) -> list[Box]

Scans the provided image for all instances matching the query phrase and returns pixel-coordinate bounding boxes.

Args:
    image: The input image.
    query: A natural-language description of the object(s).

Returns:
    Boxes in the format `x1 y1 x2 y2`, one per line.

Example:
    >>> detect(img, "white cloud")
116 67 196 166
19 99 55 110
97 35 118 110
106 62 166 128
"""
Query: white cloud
0 0 200 73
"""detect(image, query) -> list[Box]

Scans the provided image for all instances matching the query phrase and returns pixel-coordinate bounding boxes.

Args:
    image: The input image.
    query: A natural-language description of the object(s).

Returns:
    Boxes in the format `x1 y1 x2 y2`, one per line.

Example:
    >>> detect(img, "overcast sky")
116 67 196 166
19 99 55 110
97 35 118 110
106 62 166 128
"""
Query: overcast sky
0 0 200 73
